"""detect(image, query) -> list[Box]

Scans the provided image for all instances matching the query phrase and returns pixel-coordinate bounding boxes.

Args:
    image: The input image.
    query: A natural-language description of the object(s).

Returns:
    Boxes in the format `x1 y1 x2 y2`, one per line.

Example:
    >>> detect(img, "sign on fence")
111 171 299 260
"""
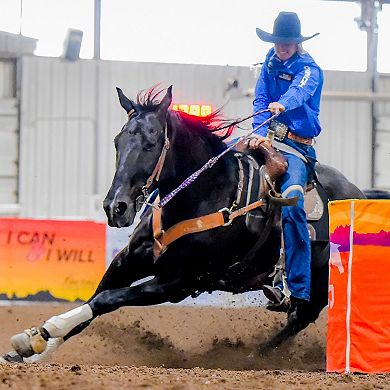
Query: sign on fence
0 219 106 302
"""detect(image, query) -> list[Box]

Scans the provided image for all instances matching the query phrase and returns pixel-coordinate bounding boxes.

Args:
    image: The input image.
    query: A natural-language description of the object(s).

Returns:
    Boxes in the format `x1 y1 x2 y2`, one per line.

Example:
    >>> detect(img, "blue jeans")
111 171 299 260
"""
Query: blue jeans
278 140 316 301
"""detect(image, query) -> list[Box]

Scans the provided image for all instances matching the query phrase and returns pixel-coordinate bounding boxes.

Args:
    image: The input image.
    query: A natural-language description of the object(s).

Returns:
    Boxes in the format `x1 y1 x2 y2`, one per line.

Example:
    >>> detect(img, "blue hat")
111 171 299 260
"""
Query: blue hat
256 12 319 44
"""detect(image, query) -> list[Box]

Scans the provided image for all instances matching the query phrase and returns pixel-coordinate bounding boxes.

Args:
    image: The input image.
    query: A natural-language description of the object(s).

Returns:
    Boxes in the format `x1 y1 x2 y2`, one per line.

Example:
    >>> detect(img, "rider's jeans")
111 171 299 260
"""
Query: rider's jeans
278 143 315 302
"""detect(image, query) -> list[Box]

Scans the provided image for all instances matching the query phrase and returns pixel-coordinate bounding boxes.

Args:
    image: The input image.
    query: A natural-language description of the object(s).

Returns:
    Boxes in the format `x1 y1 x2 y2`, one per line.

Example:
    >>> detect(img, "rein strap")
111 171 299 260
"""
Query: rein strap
152 196 264 259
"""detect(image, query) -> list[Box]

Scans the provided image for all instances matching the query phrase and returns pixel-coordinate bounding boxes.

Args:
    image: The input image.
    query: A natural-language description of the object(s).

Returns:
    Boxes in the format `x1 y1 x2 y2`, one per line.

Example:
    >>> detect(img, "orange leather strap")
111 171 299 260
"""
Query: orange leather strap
152 197 265 259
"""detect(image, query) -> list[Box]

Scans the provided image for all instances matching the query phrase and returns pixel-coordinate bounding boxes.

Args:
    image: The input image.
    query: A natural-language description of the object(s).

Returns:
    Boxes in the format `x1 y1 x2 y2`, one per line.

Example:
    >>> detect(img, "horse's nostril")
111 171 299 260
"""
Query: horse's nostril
114 202 128 216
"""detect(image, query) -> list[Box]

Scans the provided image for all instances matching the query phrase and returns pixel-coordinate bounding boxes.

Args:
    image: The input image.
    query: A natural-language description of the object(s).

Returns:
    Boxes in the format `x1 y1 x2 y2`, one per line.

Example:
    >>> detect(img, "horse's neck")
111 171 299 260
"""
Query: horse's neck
158 120 237 224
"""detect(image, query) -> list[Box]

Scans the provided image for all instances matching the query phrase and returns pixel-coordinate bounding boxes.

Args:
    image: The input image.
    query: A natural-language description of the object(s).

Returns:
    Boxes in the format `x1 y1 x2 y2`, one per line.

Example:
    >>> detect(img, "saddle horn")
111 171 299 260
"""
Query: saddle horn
257 142 287 181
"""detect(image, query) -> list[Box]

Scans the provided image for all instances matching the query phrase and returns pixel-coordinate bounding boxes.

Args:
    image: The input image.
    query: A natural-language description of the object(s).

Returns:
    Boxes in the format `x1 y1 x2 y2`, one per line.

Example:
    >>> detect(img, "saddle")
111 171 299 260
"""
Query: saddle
238 143 327 242
152 143 327 261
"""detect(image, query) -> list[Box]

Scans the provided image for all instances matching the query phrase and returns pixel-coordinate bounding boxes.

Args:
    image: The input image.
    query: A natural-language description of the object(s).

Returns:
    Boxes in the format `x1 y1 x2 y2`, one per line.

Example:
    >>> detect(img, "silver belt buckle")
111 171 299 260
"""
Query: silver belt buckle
269 120 289 141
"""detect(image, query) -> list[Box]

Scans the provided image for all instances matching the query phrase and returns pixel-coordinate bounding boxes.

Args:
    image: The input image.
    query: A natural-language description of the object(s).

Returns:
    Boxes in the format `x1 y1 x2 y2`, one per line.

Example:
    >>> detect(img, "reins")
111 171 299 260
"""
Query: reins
141 108 283 259
158 111 279 208
137 108 276 209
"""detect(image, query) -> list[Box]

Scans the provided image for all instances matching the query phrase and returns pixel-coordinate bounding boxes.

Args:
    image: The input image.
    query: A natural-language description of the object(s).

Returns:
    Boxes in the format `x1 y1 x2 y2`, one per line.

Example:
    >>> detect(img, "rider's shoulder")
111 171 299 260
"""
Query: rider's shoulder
295 52 322 72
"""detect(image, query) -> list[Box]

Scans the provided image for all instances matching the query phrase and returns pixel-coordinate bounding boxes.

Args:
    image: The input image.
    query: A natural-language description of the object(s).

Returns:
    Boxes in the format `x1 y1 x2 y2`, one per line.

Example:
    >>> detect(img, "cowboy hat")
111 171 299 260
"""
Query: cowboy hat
256 12 319 44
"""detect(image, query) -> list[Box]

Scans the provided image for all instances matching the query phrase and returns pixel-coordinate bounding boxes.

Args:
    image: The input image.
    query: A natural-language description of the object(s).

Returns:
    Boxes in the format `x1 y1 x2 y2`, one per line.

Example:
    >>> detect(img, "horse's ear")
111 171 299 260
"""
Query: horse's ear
116 87 136 115
157 85 173 121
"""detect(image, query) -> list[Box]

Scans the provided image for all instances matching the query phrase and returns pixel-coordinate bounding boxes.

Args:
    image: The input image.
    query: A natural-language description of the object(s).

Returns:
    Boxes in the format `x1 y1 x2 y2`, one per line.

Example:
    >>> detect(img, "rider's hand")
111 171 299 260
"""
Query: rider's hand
268 102 285 115
247 134 271 150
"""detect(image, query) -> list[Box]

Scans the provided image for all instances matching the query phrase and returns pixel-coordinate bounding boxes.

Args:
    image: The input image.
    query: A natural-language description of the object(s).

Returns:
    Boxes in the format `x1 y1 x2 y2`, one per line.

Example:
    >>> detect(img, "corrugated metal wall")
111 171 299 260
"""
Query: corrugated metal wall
0 59 18 206
19 56 385 218
0 31 37 57
317 71 372 188
19 56 255 218
376 74 390 188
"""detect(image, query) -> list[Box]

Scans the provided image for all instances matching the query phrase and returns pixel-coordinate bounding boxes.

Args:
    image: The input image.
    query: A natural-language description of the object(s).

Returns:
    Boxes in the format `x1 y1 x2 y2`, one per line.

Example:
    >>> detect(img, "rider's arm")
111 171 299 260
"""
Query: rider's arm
277 65 321 111
253 64 272 136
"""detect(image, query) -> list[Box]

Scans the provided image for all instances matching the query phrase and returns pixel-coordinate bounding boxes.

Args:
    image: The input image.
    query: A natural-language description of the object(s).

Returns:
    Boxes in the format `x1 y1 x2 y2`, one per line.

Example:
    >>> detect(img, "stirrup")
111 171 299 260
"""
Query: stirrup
10 327 48 358
263 285 284 303
266 296 291 313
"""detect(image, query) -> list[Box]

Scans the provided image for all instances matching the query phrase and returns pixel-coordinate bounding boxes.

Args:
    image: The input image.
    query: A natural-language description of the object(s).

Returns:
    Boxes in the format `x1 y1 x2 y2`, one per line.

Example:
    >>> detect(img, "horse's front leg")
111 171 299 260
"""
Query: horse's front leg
5 274 186 363
2 220 156 363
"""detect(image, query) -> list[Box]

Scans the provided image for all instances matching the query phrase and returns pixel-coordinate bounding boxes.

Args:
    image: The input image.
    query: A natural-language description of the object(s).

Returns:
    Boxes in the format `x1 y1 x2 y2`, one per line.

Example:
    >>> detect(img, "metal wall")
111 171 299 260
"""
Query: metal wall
376 74 390 188
318 71 372 188
18 56 382 218
0 31 37 57
0 59 18 207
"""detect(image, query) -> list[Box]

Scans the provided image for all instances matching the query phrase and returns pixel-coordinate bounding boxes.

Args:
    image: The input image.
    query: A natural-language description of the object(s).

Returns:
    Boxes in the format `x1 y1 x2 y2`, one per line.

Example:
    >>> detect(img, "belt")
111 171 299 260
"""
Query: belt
286 132 313 146
268 120 313 146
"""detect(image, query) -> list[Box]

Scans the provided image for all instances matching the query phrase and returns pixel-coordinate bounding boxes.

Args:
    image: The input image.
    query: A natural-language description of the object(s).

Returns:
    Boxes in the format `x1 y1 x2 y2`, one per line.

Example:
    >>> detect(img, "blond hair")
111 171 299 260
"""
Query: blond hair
297 43 306 55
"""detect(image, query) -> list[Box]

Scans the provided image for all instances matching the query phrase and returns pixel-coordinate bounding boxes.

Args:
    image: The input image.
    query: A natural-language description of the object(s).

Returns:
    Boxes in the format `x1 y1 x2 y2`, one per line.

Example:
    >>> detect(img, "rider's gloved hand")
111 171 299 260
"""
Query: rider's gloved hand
246 134 271 149
268 102 285 114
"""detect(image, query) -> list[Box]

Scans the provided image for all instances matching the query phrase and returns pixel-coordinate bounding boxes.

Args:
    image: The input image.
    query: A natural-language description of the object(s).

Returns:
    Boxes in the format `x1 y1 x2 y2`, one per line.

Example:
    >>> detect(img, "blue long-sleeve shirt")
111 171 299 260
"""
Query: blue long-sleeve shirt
253 48 324 138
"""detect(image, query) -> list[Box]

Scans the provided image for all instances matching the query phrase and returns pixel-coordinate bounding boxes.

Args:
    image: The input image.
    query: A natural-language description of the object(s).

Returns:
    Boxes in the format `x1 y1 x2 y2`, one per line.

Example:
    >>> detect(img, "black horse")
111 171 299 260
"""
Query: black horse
363 188 390 199
2 86 364 363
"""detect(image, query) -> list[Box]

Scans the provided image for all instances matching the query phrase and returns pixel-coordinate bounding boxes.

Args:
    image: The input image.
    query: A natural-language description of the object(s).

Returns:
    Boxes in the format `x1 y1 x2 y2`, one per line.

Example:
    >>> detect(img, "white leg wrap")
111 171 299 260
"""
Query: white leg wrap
43 304 93 338
23 338 64 363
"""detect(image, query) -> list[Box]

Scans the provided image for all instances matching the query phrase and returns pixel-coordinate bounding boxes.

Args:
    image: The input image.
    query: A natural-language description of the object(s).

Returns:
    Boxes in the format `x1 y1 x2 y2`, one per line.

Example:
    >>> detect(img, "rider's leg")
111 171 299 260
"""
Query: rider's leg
279 153 311 302
263 152 311 309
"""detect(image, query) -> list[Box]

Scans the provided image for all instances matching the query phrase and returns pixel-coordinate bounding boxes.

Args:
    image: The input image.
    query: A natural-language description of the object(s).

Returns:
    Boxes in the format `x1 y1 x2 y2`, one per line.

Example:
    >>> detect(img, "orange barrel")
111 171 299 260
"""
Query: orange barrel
327 199 390 373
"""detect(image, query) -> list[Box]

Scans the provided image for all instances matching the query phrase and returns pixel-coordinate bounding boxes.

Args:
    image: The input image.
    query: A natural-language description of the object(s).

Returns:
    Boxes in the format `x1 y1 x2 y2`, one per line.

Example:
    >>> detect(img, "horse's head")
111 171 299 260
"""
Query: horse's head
103 86 172 227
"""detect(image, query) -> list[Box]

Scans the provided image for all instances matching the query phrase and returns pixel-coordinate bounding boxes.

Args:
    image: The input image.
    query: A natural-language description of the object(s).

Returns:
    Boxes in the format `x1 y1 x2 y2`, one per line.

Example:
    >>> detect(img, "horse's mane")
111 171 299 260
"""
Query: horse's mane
136 86 237 143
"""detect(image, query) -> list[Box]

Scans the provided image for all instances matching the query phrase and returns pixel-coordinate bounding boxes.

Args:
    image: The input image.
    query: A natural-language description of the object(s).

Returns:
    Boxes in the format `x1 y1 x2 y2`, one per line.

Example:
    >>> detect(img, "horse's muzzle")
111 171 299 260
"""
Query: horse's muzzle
103 196 136 227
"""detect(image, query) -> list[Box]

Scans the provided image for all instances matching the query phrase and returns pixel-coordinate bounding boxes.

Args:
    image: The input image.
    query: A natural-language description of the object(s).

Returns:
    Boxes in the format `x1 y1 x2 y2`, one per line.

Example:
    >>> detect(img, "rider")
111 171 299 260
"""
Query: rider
248 12 324 312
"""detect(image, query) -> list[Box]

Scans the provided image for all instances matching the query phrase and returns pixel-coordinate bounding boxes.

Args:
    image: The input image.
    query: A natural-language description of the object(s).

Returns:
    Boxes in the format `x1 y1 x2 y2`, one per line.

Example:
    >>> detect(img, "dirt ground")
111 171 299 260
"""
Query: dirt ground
0 303 389 389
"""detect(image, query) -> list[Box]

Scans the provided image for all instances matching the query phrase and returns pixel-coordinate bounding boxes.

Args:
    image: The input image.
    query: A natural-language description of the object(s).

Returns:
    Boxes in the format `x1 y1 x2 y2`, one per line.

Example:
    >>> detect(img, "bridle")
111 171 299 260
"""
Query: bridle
141 123 169 200
128 106 170 211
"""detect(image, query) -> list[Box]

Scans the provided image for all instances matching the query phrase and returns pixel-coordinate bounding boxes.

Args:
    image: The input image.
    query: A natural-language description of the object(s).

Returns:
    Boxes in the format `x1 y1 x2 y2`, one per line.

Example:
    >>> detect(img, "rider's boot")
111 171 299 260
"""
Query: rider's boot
263 284 291 312
288 295 309 320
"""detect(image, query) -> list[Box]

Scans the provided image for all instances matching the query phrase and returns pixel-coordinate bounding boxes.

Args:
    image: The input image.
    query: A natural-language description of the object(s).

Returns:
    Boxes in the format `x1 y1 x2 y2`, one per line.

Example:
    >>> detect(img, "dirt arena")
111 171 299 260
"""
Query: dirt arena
0 304 389 389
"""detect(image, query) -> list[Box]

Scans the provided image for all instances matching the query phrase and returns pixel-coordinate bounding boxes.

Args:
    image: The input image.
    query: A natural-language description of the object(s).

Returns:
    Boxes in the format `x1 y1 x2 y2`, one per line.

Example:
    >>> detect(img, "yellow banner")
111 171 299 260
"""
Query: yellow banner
0 219 106 302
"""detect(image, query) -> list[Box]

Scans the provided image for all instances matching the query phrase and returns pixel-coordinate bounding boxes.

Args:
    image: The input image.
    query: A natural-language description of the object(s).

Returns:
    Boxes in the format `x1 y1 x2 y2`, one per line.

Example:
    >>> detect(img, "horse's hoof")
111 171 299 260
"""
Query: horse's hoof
10 333 35 358
10 327 48 358
0 351 24 364
23 337 64 364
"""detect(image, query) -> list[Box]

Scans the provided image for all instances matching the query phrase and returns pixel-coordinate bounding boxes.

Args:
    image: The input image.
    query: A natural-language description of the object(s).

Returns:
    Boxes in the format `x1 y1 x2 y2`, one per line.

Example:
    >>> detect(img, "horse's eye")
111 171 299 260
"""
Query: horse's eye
144 142 154 151
149 127 157 134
